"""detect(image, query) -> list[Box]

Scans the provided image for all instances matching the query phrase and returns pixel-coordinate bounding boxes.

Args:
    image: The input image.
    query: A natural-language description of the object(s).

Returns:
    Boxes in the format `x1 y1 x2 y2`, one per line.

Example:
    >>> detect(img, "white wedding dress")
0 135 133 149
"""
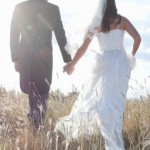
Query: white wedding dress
55 29 135 150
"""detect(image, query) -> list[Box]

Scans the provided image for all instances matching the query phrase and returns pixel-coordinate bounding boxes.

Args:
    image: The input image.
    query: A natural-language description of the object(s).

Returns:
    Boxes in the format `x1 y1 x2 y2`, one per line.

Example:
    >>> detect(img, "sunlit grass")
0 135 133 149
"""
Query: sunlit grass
0 84 150 150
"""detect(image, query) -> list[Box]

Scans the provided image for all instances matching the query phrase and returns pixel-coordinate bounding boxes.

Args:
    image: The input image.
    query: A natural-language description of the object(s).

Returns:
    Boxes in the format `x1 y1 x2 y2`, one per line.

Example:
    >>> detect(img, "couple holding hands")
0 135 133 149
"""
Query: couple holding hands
10 0 141 149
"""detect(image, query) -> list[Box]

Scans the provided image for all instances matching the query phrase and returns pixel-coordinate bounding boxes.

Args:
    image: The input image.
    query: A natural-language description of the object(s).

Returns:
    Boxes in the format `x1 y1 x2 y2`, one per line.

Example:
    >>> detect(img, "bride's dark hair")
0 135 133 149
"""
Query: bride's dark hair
101 0 119 32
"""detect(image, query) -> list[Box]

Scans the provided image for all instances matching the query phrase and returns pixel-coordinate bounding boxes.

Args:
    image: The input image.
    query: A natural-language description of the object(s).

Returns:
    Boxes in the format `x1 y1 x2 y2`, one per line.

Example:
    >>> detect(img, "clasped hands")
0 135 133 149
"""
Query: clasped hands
63 62 75 75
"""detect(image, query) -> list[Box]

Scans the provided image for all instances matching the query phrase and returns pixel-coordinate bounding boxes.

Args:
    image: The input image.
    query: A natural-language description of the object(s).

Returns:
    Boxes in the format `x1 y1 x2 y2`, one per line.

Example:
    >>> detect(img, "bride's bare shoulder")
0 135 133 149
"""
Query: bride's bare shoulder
120 15 136 30
119 15 131 29
120 16 131 24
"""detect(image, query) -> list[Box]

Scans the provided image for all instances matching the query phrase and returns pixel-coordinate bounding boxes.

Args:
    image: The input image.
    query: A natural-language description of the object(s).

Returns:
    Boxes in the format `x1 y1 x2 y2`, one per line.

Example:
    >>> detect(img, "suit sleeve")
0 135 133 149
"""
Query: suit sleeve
10 6 20 62
53 6 72 63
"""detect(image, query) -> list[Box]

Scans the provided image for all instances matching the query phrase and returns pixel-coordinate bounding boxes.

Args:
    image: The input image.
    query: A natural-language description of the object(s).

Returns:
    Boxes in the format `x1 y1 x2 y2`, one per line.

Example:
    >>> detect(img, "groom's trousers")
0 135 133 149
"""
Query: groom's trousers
28 82 49 129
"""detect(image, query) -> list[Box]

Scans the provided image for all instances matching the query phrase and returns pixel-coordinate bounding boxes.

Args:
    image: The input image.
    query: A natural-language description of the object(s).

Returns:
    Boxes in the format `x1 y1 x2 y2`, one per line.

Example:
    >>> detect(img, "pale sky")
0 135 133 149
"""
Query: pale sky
0 0 149 99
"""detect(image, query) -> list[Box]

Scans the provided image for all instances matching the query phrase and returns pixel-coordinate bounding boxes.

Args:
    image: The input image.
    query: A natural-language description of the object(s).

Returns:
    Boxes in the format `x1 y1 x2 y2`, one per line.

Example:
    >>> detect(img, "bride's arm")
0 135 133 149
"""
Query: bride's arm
63 34 92 74
71 37 92 66
124 17 141 56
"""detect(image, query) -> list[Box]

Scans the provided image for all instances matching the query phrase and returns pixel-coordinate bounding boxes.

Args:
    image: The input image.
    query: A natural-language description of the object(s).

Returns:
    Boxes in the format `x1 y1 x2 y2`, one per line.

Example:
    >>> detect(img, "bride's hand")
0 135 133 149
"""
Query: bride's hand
63 63 74 75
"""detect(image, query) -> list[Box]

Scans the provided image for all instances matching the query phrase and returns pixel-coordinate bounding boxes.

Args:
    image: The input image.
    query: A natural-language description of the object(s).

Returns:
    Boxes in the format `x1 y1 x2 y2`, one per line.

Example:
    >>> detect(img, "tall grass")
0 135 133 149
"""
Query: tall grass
0 86 150 150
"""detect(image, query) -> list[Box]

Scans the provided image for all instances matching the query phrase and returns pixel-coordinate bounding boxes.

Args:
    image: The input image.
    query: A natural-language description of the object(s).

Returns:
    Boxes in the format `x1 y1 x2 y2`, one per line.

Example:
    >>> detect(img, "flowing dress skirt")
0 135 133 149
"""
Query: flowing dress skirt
55 49 135 150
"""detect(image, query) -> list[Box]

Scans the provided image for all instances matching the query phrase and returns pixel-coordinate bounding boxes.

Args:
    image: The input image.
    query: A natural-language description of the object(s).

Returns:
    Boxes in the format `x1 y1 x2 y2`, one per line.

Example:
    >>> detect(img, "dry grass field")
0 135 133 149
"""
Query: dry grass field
0 85 150 150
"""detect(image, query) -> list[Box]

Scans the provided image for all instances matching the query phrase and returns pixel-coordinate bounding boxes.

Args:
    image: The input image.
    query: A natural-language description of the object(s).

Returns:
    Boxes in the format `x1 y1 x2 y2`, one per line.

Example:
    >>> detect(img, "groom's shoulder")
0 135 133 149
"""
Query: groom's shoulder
15 1 59 10
46 2 59 10
15 0 32 7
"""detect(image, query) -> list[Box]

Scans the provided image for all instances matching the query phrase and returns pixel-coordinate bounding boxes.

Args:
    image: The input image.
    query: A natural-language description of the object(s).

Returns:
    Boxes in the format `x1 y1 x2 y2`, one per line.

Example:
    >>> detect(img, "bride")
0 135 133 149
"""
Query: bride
54 0 141 149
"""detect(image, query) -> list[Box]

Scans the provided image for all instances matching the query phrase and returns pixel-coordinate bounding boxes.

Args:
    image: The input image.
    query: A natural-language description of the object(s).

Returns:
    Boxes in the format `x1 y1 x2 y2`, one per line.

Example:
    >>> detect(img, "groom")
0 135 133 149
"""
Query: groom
10 0 71 129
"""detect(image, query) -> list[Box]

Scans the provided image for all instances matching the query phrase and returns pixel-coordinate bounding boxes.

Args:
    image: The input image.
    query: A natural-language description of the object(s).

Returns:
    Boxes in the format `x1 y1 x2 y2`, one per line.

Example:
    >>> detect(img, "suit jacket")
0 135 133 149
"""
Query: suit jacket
10 0 71 94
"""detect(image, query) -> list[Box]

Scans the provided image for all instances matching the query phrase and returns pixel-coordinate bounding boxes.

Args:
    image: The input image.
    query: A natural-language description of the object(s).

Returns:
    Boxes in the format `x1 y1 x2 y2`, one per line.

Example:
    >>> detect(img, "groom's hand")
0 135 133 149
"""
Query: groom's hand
63 63 74 75
14 61 20 72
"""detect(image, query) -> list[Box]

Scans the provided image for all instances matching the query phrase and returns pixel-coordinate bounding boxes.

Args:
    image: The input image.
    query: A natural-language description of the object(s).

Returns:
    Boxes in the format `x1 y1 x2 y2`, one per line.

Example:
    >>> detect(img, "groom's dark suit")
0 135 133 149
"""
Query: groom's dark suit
10 0 71 129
